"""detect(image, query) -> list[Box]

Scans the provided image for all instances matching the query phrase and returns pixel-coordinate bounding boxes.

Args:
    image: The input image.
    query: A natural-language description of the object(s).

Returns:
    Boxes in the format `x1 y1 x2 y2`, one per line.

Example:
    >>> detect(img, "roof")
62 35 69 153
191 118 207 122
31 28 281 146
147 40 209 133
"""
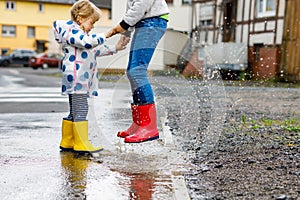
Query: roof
21 0 112 9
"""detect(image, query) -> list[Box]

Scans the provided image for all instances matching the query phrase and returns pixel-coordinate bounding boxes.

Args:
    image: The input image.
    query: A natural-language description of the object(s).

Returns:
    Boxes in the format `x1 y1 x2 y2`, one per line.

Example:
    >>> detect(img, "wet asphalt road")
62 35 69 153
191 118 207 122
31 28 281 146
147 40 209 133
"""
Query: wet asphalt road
3 67 299 199
0 67 67 113
0 67 191 200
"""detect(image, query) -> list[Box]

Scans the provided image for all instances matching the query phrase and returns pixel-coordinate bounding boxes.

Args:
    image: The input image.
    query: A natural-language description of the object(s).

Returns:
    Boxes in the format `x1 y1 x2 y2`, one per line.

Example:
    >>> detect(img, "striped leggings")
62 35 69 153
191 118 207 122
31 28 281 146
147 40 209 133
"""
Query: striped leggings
64 94 88 122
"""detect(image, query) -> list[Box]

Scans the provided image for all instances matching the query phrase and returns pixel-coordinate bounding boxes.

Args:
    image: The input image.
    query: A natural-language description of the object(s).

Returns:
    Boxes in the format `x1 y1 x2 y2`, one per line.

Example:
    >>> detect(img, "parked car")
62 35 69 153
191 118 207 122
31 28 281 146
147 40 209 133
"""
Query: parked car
29 52 63 69
0 49 36 67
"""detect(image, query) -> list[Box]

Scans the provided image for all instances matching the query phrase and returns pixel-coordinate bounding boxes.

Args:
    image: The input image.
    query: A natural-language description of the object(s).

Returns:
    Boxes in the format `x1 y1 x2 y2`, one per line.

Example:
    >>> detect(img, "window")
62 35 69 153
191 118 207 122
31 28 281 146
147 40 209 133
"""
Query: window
199 3 214 27
2 25 16 37
38 3 44 12
200 19 213 27
256 0 276 17
6 1 16 10
182 0 191 4
21 50 35 56
27 27 35 38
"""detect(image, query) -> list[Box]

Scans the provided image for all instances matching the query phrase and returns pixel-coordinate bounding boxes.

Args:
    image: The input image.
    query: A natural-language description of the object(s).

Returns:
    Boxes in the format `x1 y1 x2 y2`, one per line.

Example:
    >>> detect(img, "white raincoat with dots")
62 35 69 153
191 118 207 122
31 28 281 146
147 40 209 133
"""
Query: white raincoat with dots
53 20 116 97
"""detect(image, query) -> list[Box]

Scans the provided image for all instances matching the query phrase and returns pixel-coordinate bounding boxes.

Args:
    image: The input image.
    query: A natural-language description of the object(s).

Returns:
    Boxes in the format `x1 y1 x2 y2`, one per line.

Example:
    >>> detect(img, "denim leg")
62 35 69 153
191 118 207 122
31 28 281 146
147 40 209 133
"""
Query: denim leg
127 48 155 104
127 18 167 105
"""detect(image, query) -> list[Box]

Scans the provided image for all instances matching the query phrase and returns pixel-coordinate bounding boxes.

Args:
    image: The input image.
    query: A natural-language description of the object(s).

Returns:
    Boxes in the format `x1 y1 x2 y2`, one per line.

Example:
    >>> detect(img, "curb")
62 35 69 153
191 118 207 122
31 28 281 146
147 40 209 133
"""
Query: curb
161 116 191 200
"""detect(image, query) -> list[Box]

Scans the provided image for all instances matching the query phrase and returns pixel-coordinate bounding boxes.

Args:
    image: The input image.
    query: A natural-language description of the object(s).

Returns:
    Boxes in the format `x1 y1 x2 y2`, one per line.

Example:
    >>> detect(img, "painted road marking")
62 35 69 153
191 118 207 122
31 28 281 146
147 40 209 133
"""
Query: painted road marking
0 87 67 103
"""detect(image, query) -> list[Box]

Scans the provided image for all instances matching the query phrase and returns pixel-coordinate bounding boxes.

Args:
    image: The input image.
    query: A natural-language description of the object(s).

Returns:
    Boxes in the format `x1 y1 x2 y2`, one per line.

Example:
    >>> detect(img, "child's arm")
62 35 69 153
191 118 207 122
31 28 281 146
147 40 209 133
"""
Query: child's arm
53 20 106 49
115 35 130 51
93 45 116 57
94 35 130 57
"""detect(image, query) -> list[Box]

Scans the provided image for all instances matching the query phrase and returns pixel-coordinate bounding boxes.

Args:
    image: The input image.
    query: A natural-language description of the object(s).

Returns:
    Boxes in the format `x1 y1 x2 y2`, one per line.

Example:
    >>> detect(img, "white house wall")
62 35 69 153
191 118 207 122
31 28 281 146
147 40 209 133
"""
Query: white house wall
235 24 249 44
276 20 284 44
168 5 192 32
111 0 126 25
194 0 285 46
111 0 191 32
107 0 192 69
247 0 285 46
249 33 275 45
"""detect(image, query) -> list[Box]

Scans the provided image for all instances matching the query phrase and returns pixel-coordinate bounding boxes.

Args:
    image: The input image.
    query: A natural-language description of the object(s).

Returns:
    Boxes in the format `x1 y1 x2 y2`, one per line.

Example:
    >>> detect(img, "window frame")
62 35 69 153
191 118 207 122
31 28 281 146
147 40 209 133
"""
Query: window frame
256 0 276 18
200 19 213 27
5 1 16 11
38 2 44 12
2 25 16 37
199 3 214 28
182 0 191 5
27 26 35 38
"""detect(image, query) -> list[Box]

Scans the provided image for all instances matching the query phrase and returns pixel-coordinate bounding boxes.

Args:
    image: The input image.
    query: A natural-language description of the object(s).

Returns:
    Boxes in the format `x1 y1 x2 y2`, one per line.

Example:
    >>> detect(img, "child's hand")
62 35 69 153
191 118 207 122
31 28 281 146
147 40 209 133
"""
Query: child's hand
105 29 115 39
106 24 126 38
116 35 130 51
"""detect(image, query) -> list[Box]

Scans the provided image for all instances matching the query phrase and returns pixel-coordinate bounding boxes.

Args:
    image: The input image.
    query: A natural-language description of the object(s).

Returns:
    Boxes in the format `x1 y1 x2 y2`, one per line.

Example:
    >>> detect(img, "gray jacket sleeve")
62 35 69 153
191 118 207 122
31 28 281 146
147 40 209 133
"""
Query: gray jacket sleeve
120 0 155 29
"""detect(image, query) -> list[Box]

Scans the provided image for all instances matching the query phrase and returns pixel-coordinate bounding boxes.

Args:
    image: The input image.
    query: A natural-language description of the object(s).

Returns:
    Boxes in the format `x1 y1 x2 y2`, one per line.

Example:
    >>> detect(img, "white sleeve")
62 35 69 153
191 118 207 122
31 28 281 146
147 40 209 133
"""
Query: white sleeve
93 45 117 57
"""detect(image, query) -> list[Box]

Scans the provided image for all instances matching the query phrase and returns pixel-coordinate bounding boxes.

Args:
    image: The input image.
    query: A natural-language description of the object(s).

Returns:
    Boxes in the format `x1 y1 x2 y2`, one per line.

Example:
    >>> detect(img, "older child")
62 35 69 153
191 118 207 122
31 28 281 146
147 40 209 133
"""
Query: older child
107 0 169 143
53 0 129 153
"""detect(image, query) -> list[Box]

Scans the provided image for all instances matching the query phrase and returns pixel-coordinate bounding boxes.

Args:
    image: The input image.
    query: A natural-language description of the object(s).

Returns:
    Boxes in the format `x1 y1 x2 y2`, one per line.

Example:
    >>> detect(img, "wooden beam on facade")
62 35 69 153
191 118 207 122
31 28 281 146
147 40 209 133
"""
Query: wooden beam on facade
280 0 300 81
192 0 214 3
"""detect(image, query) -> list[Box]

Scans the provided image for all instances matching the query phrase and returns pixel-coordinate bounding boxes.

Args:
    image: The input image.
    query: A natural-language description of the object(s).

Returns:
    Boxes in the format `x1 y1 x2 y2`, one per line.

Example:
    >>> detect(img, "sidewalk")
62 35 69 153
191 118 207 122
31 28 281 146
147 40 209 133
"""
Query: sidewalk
0 84 191 199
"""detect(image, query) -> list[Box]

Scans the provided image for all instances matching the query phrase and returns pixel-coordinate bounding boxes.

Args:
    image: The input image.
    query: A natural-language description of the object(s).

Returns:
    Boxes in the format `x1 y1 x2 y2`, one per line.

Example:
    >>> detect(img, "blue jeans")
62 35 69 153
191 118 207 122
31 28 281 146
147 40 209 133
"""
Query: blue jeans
126 17 167 105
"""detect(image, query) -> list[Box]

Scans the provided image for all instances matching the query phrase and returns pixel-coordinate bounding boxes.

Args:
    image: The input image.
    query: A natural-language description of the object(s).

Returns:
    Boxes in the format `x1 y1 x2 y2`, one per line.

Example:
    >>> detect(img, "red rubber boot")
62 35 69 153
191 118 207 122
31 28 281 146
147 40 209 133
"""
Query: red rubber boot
124 103 159 143
117 104 140 138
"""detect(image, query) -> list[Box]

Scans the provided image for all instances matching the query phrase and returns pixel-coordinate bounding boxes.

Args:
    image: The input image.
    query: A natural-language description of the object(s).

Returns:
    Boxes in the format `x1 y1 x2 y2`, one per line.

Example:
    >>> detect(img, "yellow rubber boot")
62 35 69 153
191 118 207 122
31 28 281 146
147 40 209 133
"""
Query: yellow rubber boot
73 121 103 153
60 119 74 151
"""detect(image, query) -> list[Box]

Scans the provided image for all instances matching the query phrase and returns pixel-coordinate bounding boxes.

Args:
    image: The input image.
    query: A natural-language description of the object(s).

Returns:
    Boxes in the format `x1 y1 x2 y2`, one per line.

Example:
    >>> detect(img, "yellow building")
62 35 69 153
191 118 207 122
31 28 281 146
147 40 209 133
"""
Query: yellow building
0 0 112 55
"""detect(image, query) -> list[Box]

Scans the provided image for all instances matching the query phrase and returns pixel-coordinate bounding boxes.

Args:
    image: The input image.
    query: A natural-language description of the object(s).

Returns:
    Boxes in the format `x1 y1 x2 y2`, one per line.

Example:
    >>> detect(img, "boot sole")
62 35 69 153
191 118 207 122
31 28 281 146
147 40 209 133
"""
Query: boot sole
117 133 134 138
73 148 104 154
60 146 74 152
125 135 159 143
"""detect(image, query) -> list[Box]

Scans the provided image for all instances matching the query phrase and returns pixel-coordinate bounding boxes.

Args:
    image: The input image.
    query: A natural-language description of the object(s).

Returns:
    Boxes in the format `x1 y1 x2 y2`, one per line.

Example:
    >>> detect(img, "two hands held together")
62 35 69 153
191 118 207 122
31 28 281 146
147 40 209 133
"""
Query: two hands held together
105 24 130 51
115 35 130 51
105 24 126 38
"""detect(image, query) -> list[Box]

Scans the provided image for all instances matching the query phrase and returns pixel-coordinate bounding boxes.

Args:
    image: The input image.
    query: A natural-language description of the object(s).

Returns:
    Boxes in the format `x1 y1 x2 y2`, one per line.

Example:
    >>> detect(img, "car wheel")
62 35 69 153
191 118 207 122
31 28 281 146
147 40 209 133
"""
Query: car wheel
2 60 9 67
42 63 49 69
32 66 38 70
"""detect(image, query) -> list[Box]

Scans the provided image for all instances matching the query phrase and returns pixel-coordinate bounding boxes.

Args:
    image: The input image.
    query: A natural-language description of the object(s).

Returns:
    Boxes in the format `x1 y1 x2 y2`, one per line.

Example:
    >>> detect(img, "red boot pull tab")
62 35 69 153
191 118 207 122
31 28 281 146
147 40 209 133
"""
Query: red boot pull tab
117 104 140 138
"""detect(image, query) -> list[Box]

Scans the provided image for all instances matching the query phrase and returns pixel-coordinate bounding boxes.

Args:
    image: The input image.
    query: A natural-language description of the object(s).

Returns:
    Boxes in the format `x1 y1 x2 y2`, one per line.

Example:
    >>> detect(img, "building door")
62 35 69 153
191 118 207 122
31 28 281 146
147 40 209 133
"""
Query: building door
36 40 48 53
222 0 237 42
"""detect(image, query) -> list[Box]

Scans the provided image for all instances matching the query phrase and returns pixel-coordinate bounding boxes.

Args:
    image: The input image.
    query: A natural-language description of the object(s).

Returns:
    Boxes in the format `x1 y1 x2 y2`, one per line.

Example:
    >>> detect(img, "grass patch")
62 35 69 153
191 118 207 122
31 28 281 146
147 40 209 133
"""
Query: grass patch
240 115 300 132
284 125 300 132
223 79 300 88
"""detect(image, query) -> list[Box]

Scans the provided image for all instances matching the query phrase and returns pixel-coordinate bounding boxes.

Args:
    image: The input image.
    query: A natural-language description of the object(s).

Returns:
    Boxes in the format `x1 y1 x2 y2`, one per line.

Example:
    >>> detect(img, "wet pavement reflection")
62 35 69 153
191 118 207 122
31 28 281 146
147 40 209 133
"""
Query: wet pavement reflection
127 173 155 200
0 112 178 200
57 150 173 200
60 152 90 199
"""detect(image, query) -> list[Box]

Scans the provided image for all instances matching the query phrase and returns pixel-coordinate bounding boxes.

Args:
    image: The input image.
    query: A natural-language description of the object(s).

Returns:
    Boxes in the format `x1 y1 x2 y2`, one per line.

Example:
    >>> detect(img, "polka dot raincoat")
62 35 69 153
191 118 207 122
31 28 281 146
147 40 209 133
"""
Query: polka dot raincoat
53 20 116 97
